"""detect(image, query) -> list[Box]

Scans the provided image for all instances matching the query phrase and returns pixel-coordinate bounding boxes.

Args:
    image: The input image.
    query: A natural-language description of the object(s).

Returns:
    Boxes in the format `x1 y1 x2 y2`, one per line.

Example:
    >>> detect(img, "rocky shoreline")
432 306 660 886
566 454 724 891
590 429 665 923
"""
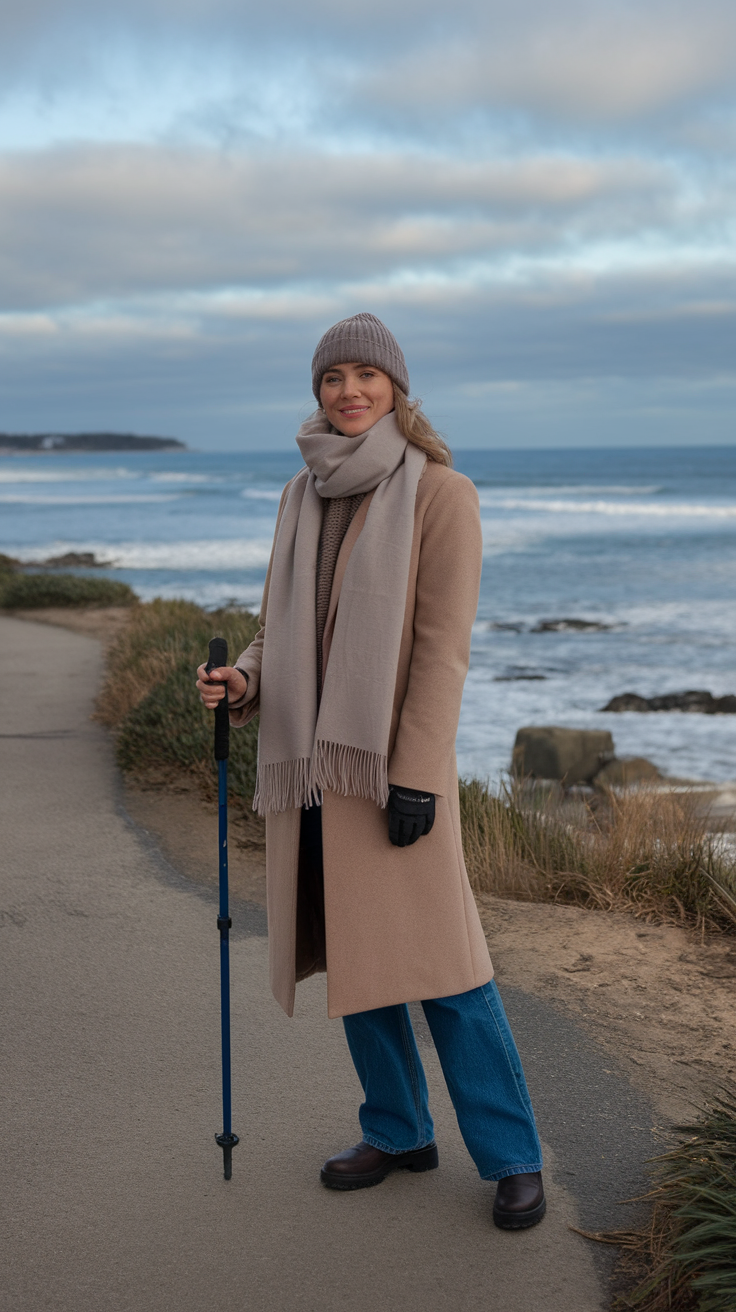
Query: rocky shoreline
602 690 736 714
0 431 185 453
0 550 113 570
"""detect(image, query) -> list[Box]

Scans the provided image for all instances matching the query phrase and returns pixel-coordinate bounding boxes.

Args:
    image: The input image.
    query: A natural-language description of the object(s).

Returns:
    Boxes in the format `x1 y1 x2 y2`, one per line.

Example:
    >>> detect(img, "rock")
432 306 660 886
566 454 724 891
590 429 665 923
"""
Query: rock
532 618 614 633
494 675 547 682
0 553 21 571
601 693 652 712
594 757 662 787
494 667 548 681
601 690 736 714
40 552 107 568
512 726 615 785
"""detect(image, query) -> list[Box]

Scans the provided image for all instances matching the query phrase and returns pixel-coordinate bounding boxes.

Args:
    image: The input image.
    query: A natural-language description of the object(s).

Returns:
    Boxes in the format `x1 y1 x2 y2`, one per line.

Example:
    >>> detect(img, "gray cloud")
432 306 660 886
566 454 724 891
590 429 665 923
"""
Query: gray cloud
3 0 735 129
1 287 734 450
0 143 685 309
0 0 733 447
360 2 736 123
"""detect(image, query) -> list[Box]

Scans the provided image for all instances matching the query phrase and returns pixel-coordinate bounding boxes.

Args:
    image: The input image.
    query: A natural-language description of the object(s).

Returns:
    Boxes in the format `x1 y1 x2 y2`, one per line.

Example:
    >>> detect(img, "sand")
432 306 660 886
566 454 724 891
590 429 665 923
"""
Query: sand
478 895 736 1126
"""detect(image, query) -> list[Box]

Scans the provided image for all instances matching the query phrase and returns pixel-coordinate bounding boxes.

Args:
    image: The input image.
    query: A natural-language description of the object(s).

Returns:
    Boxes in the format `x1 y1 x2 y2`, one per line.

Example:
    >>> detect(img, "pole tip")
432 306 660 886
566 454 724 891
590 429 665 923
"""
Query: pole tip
215 1131 239 1180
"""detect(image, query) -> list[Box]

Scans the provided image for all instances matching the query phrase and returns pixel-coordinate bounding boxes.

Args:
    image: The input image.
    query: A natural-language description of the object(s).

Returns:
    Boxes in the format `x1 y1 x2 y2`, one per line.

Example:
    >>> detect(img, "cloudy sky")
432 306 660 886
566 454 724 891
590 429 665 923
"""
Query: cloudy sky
0 0 734 449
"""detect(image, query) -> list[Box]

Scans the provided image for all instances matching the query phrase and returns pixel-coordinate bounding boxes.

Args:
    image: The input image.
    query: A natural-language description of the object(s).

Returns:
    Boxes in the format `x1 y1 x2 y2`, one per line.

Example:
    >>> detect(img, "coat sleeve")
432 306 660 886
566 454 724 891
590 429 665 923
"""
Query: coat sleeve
228 480 292 728
387 473 482 795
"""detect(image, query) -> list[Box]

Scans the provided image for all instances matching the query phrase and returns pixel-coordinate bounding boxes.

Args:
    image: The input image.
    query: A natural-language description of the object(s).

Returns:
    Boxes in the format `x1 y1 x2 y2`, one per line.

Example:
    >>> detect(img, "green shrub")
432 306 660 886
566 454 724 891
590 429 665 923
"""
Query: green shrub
0 571 137 609
116 655 259 804
97 598 261 807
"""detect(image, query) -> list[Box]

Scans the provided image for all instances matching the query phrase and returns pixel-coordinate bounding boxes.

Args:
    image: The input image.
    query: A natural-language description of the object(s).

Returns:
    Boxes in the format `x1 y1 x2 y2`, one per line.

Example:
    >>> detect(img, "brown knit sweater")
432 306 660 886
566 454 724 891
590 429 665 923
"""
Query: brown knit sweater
315 493 364 694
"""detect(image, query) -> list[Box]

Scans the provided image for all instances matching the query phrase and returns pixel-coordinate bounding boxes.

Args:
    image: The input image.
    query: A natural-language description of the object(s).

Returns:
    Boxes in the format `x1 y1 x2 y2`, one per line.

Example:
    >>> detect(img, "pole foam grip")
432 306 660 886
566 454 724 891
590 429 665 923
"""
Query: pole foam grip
206 637 229 761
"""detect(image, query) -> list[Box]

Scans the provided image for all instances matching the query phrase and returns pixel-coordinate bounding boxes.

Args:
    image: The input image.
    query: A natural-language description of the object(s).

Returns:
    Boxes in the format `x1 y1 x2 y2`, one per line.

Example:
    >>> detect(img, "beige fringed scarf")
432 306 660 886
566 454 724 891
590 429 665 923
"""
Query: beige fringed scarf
253 410 426 816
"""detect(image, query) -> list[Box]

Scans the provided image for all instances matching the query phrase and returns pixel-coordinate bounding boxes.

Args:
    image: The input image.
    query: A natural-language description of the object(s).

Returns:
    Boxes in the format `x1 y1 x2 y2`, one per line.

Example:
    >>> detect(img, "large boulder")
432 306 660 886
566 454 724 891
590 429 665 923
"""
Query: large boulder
512 726 615 785
594 757 662 787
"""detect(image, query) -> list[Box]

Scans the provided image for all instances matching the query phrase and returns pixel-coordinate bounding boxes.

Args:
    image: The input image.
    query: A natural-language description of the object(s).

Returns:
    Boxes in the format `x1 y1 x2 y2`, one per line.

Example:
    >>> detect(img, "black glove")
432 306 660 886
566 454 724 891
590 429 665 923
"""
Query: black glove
388 785 435 848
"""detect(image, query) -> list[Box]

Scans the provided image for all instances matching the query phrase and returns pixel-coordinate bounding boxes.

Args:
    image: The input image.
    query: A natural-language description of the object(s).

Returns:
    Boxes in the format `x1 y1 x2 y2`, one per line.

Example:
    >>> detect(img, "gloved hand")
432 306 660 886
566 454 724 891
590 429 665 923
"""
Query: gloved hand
388 785 435 848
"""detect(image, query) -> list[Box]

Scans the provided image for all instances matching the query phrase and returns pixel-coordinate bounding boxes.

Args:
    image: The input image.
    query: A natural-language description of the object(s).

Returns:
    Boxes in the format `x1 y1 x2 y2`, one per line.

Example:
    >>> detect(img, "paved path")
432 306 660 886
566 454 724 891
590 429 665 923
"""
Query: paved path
1 616 636 1311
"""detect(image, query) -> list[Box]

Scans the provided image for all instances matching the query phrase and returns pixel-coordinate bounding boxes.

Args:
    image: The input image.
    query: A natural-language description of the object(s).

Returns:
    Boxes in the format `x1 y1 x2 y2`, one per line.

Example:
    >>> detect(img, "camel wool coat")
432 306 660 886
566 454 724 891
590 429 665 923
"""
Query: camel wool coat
230 459 493 1019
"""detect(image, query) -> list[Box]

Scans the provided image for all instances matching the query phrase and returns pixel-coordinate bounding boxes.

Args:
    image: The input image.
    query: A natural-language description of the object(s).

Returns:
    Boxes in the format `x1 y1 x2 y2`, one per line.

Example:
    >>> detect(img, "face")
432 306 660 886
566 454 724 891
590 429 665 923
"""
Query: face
319 362 394 436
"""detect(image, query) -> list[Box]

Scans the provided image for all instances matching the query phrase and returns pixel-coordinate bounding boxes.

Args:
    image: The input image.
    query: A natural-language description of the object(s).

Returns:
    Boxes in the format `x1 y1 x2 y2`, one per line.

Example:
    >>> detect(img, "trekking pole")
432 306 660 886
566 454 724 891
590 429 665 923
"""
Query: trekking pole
205 637 239 1181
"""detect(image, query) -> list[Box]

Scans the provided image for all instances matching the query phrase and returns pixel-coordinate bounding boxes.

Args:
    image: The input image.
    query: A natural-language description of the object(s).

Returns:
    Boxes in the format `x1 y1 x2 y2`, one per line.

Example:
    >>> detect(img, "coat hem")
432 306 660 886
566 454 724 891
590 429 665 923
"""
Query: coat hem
325 964 494 1020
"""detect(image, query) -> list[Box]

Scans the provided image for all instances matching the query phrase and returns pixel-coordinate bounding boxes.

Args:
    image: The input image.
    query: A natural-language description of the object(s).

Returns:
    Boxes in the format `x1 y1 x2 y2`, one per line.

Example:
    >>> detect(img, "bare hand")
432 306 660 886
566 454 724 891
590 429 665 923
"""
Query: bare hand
196 664 247 710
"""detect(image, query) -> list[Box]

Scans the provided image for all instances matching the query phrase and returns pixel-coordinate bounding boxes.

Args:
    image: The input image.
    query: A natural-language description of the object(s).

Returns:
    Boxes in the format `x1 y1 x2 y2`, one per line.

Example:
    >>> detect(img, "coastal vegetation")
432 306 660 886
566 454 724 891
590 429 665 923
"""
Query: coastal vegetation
0 566 136 609
90 594 736 936
95 598 260 804
584 1088 736 1311
460 778 736 934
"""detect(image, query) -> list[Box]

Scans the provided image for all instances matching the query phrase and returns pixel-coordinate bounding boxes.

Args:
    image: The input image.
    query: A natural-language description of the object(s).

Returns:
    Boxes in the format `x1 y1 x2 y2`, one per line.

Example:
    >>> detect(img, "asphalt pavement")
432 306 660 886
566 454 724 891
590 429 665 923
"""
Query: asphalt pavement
1 616 654 1311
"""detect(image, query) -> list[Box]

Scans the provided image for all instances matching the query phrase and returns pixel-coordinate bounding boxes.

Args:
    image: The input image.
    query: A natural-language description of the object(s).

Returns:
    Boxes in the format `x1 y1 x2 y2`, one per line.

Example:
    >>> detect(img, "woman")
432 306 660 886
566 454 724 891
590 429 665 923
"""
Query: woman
197 313 544 1229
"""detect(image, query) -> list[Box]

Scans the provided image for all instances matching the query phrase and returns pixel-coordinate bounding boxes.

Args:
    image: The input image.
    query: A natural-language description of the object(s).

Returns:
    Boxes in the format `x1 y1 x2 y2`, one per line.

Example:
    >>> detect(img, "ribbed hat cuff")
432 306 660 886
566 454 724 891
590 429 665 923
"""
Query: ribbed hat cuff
311 314 409 400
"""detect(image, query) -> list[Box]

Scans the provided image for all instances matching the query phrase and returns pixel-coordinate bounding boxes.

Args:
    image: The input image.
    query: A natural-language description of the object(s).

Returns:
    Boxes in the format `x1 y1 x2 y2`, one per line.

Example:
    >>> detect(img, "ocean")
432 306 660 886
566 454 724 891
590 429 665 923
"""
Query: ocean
2 444 735 784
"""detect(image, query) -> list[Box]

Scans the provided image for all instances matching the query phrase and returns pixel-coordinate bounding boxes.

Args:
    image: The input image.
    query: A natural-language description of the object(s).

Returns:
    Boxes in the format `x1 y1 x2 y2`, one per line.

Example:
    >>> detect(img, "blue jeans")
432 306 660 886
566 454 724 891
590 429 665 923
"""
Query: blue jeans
342 981 543 1181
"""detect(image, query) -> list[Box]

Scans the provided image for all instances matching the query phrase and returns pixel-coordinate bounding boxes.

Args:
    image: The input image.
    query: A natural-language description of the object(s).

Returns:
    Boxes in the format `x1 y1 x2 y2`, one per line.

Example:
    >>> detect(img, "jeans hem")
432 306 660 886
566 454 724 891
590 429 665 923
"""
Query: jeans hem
480 1162 544 1182
362 1133 434 1156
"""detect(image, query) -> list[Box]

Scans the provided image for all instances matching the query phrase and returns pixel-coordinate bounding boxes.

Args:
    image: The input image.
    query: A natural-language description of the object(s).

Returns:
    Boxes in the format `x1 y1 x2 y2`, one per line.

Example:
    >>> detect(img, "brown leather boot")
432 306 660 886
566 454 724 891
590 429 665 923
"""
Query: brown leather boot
321 1140 439 1190
492 1171 546 1229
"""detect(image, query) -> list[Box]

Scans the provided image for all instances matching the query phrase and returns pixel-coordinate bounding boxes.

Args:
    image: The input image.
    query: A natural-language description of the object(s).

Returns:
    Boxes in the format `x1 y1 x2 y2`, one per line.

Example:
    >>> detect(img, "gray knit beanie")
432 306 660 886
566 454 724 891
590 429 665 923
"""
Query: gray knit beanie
311 312 409 401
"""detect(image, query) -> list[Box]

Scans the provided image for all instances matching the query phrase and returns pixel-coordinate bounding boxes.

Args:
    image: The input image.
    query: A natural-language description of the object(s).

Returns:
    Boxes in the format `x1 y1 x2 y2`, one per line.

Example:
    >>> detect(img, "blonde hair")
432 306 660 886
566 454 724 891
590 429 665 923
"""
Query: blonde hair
392 384 452 467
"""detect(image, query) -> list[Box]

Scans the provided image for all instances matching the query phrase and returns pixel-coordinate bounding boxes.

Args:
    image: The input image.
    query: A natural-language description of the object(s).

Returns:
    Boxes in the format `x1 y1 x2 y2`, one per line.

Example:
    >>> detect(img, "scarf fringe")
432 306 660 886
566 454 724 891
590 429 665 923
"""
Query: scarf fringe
253 742 388 816
312 740 388 810
252 757 314 817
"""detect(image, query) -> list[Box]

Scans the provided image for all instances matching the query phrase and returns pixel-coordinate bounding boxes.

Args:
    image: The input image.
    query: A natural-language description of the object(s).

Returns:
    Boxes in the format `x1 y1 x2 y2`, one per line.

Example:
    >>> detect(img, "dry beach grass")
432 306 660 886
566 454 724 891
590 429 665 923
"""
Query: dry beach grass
460 778 736 935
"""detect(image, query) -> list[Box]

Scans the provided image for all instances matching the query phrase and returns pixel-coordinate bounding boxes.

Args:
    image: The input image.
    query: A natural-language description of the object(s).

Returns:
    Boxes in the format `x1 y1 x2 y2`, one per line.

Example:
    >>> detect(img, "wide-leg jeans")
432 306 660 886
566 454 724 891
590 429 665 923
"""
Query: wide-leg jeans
342 981 543 1181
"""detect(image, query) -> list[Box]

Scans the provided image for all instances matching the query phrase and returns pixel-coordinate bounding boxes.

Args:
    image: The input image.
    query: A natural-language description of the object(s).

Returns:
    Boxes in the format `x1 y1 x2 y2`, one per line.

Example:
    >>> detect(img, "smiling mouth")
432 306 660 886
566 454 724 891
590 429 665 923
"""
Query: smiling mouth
340 406 370 416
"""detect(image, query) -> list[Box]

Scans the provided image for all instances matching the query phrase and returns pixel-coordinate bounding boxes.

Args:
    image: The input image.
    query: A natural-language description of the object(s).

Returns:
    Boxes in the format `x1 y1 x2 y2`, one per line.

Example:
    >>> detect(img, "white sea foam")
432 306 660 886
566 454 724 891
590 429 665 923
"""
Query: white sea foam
493 498 736 518
0 493 180 504
149 472 221 483
132 579 265 609
0 467 222 487
477 484 663 499
623 600 736 640
0 466 139 483
11 538 275 569
240 489 283 501
481 526 544 556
